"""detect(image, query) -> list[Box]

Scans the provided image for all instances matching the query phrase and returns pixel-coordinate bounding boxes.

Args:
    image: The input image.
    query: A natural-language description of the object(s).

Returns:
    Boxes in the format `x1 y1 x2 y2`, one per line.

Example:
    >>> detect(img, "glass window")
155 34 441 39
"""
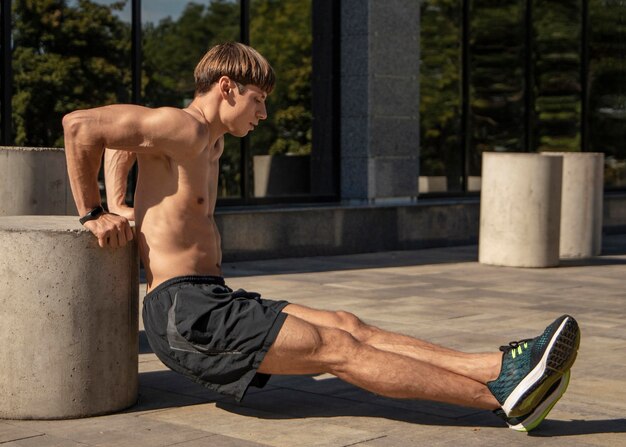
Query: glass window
142 0 241 198
249 0 313 198
13 0 131 147
589 0 626 188
419 0 463 194
0 3 5 144
532 0 582 153
468 0 526 188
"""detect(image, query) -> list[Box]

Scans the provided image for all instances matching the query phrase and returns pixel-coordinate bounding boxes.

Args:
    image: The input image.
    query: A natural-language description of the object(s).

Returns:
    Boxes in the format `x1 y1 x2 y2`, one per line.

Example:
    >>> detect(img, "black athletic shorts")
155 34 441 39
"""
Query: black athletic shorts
142 275 289 401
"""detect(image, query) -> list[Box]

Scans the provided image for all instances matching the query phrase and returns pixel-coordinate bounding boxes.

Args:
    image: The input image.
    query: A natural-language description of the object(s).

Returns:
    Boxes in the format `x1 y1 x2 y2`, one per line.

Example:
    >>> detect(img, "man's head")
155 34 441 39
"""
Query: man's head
194 42 275 97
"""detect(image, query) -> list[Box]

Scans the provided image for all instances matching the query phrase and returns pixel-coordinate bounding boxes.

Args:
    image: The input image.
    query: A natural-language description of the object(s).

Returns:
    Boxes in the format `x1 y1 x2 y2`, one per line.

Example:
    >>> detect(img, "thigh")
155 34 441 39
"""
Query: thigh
282 303 347 329
281 303 370 339
257 313 335 376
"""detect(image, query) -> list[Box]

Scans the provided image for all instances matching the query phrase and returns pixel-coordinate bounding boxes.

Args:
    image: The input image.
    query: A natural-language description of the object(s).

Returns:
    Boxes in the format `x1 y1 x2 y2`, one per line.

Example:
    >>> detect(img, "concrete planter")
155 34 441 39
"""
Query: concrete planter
0 146 76 216
479 152 563 267
253 154 310 197
0 216 139 419
543 152 604 259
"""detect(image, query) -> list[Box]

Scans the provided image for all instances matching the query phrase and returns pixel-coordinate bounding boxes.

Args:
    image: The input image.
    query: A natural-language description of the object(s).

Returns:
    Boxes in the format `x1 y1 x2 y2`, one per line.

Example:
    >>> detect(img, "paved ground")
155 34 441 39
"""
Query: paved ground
2 234 626 446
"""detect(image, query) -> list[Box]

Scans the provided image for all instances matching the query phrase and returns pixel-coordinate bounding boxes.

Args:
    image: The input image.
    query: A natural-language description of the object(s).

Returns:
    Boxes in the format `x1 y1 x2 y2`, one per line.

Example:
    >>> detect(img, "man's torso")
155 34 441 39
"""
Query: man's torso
133 133 223 290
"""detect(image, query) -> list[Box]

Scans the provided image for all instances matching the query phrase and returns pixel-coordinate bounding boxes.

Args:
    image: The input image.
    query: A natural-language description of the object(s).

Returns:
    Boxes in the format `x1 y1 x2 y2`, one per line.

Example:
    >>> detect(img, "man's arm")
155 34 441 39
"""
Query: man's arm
104 149 136 221
63 104 207 248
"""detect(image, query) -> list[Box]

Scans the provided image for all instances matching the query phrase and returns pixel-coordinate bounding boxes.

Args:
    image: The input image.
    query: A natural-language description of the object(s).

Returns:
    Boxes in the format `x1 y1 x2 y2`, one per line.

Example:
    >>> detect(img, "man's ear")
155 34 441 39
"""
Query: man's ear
218 76 232 99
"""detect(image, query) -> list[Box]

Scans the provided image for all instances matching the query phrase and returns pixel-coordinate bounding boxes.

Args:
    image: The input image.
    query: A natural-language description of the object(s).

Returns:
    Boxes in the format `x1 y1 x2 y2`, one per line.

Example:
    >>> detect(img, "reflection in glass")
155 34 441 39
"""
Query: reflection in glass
589 0 626 188
469 0 526 180
419 0 462 193
532 0 581 153
0 5 4 144
12 0 131 147
142 1 241 198
249 0 312 198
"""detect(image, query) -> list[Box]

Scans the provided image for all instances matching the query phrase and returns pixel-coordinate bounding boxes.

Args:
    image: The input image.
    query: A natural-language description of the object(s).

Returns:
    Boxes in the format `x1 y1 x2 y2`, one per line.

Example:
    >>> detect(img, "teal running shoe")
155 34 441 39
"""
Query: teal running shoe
494 370 571 432
487 315 580 418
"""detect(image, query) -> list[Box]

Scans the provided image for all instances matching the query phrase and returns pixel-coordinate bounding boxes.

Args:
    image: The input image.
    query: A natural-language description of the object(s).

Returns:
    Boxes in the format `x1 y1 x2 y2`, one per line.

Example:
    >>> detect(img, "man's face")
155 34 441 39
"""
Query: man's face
227 82 268 137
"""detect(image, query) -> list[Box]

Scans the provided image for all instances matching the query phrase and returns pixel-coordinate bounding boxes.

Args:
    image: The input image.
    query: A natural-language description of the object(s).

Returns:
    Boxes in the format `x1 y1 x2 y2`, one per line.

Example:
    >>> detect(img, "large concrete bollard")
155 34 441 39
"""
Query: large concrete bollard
0 147 76 216
479 152 563 267
543 152 604 258
0 216 138 419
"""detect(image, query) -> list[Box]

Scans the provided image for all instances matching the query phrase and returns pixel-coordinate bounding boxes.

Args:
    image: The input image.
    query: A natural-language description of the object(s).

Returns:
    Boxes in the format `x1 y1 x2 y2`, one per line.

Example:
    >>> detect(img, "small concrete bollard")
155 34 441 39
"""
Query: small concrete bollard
0 146 76 216
479 152 563 267
543 152 604 259
0 216 138 419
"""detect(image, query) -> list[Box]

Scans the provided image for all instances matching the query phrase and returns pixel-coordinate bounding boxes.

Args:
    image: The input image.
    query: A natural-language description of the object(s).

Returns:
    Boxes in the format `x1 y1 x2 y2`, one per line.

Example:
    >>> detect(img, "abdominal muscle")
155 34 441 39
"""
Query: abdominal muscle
134 155 223 291
140 212 223 291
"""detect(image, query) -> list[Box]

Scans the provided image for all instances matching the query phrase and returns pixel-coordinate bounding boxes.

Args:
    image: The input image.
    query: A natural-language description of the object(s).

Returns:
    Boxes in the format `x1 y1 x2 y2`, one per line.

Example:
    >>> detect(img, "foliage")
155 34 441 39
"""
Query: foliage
11 0 131 147
420 0 626 189
249 0 312 156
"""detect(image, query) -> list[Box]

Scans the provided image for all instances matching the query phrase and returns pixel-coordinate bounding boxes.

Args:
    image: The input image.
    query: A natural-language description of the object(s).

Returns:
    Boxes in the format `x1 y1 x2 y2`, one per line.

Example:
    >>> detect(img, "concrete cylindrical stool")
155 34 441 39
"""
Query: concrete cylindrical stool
0 216 138 419
543 152 604 258
0 147 76 216
479 152 563 267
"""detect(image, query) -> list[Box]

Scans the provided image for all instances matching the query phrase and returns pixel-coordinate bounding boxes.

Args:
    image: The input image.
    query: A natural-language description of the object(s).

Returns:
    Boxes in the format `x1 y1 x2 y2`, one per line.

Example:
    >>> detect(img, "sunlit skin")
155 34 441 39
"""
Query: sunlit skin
63 74 503 412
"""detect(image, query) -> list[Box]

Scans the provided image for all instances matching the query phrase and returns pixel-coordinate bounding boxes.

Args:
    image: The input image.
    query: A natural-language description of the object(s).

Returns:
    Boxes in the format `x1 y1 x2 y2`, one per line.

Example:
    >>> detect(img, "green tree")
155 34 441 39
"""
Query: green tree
12 0 131 147
250 0 312 156
142 0 240 108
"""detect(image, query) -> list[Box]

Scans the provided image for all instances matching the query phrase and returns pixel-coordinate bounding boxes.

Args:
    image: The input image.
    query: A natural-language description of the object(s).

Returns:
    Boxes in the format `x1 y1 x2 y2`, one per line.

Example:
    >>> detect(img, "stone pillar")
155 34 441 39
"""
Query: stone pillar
340 0 420 202
479 153 563 267
0 147 76 216
0 216 138 419
543 152 604 258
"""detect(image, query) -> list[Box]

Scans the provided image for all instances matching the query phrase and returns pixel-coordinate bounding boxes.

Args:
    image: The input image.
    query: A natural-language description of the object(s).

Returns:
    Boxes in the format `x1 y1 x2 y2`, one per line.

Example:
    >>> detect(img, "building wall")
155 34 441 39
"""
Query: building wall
217 194 626 262
340 0 421 201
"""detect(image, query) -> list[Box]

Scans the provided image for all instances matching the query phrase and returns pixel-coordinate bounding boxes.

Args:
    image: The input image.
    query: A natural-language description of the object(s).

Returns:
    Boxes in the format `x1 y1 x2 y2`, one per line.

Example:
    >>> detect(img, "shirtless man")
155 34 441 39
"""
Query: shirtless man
63 42 580 432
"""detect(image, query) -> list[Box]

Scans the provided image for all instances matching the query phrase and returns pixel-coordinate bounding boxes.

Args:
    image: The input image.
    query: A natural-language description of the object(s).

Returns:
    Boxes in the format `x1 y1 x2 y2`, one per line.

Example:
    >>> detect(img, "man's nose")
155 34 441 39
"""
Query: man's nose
257 104 267 120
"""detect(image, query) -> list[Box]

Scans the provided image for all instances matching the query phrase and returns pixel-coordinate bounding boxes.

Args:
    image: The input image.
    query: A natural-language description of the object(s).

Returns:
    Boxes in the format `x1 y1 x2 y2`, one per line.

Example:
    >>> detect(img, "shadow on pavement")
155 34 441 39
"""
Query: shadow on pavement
131 371 625 436
528 418 626 437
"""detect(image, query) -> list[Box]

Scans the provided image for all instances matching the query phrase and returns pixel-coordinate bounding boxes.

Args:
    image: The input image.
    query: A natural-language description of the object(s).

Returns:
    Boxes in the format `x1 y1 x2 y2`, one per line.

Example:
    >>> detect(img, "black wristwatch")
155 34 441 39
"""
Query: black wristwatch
79 205 105 225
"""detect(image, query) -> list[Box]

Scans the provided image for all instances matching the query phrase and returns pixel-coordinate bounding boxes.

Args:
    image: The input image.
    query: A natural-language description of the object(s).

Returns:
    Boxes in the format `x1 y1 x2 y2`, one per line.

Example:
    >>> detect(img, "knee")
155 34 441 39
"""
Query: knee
315 326 362 371
334 310 376 342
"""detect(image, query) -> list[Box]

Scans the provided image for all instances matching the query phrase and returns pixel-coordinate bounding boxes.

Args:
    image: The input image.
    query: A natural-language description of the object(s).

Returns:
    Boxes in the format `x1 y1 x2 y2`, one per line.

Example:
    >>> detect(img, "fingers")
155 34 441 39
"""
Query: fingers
86 214 133 249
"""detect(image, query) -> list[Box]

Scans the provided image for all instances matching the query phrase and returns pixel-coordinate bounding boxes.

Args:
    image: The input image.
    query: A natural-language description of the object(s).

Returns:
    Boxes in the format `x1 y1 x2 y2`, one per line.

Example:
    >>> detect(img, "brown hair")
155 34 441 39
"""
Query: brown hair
194 42 275 95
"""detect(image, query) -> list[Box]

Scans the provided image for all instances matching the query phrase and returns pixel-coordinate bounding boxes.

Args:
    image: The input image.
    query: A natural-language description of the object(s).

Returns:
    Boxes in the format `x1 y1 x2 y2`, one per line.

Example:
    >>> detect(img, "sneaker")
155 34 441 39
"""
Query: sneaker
494 370 571 432
487 315 580 417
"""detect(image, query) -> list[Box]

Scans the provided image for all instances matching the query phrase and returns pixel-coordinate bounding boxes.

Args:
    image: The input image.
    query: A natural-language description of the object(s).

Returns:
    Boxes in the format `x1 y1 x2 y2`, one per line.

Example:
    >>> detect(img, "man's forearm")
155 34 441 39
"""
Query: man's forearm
63 111 105 216
104 149 136 214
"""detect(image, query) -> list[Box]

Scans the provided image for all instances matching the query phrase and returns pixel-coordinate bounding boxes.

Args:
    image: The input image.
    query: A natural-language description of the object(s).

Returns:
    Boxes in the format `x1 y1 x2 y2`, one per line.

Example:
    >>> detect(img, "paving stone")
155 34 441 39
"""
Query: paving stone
2 235 625 446
0 422 43 443
1 433 86 446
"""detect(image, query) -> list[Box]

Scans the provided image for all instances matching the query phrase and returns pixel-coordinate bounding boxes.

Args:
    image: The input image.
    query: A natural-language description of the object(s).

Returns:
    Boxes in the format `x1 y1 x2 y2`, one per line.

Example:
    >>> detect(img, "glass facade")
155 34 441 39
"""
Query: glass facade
1 0 624 202
469 0 526 184
532 0 582 154
589 0 626 188
420 0 626 193
419 1 463 194
249 0 312 198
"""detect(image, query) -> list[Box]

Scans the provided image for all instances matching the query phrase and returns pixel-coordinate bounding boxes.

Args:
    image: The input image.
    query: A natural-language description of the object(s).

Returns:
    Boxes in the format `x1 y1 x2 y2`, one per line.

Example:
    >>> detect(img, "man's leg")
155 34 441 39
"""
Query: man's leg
281 304 502 384
258 313 500 411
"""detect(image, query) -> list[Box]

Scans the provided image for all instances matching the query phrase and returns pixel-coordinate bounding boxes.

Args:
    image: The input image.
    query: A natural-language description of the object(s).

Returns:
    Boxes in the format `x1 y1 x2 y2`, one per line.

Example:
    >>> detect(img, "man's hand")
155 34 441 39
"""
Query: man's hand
83 213 134 248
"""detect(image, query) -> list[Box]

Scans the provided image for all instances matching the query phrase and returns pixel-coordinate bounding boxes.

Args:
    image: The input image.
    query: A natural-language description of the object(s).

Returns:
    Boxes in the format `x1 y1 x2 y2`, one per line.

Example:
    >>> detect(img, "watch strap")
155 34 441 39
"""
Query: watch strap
79 205 105 225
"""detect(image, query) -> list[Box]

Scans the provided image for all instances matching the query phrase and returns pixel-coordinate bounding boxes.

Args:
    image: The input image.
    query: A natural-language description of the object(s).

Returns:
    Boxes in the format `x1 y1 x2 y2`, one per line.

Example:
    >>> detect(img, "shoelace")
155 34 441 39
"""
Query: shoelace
499 338 533 352
500 338 533 359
